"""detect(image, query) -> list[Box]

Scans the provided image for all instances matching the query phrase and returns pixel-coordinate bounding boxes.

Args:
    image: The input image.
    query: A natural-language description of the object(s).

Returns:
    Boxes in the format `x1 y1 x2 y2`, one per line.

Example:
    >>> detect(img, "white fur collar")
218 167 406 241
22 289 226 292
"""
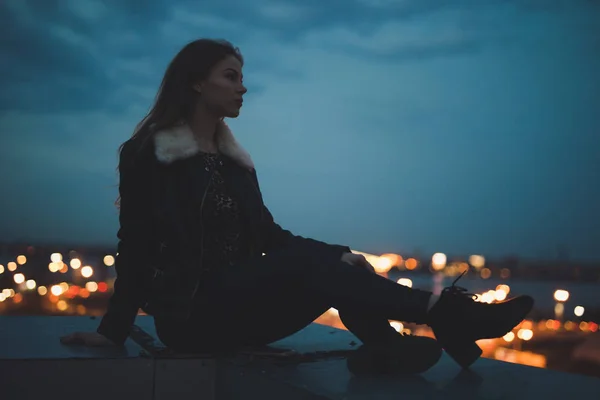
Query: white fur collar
153 120 254 170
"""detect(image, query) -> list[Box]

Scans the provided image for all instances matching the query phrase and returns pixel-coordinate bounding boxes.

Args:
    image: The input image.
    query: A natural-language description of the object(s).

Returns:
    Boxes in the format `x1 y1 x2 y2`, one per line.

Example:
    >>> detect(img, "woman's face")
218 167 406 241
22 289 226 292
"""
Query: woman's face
194 55 247 118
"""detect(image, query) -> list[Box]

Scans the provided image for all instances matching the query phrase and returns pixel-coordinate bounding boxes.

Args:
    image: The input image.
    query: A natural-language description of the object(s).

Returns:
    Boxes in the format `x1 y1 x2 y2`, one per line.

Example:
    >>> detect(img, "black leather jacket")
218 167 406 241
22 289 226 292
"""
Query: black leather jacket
97 137 350 345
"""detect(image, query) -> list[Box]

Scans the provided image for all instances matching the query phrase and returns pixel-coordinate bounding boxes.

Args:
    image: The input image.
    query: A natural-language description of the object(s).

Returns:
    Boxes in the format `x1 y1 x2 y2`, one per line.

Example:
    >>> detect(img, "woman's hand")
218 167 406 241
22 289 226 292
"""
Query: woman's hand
341 252 376 274
60 331 116 347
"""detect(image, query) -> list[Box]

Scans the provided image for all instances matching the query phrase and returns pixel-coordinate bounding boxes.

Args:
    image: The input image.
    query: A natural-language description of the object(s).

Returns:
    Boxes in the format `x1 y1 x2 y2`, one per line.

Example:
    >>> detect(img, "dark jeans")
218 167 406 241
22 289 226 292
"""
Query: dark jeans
155 247 432 352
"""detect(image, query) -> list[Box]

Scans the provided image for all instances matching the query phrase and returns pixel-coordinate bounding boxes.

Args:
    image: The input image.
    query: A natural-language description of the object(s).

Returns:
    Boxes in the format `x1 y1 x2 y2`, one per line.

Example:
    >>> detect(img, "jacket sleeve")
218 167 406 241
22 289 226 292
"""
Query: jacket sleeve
253 171 351 263
261 205 351 262
97 141 153 345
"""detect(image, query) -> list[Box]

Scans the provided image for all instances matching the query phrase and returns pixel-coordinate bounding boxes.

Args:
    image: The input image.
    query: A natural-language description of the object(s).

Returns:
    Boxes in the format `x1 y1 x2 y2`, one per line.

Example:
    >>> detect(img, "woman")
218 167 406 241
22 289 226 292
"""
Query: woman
61 39 534 375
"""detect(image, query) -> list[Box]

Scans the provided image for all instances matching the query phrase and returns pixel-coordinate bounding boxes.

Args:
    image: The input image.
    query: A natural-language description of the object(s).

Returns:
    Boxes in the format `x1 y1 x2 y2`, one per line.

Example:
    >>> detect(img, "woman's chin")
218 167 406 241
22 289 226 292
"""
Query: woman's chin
224 109 241 118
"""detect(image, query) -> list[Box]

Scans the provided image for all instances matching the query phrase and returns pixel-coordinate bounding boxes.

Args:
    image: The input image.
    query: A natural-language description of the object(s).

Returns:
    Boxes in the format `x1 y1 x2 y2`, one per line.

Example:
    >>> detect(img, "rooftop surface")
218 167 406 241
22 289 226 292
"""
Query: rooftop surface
1 315 598 399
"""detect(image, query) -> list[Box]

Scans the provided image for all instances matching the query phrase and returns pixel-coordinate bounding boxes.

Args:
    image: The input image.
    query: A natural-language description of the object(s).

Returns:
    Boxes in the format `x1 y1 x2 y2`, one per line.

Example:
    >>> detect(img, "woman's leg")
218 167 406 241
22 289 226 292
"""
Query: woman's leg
156 247 429 350
155 248 444 374
158 246 532 369
338 308 399 344
156 262 330 351
251 247 533 370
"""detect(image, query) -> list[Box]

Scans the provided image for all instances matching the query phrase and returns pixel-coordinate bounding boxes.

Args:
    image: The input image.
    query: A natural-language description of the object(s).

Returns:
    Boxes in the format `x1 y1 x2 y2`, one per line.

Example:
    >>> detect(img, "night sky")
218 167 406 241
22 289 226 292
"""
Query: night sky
1 0 599 261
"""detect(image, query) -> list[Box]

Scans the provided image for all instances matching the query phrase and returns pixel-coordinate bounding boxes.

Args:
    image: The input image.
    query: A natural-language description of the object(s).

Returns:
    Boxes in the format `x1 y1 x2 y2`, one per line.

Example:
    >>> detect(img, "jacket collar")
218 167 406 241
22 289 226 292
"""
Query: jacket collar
153 120 255 170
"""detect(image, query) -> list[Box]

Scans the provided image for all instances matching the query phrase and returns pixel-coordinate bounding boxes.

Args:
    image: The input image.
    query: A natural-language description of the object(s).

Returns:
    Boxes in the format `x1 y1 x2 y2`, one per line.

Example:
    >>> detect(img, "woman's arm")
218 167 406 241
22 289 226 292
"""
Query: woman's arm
96 140 154 345
252 171 351 262
262 205 350 260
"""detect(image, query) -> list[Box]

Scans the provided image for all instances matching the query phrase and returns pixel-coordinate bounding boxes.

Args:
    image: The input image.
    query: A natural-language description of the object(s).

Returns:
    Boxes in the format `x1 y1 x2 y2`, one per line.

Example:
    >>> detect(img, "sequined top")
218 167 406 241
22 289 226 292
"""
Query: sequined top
200 152 248 268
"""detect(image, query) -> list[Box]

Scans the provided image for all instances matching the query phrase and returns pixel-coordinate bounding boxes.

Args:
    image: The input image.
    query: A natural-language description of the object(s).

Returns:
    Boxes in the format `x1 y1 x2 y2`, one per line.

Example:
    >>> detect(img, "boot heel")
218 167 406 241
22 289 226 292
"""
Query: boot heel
443 341 482 369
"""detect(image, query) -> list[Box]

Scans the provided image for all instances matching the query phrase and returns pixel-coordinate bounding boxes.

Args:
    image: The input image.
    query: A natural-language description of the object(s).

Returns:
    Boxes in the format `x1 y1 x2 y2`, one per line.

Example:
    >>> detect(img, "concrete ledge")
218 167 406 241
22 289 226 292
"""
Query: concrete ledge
2 316 599 399
137 317 600 398
0 316 155 400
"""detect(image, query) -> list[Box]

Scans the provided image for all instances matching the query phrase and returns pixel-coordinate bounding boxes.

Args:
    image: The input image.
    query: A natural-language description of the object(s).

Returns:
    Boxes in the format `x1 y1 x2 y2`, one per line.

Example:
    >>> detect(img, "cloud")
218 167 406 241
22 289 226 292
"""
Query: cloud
355 0 415 9
160 7 246 42
355 0 581 12
1 0 599 258
0 1 108 112
63 0 109 22
0 109 136 170
0 106 136 244
299 13 475 57
0 0 177 113
256 2 313 21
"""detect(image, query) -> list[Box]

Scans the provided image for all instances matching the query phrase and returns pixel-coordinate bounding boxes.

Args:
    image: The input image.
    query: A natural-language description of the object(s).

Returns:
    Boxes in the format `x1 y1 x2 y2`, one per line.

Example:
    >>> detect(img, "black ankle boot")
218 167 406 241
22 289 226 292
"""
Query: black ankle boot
347 334 442 376
427 272 534 369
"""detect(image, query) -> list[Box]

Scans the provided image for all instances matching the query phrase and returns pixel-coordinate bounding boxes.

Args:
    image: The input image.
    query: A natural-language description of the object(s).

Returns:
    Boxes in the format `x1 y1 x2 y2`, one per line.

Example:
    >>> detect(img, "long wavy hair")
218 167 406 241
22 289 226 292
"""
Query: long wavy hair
115 39 243 209
125 38 243 152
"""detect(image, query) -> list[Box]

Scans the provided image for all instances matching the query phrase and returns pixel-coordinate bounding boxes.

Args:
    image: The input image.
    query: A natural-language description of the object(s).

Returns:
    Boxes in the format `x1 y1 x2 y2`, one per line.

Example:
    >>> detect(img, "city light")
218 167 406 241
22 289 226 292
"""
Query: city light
500 268 511 279
81 266 94 278
396 278 413 288
564 321 576 331
503 332 515 342
70 258 82 269
351 251 394 274
380 253 402 267
496 284 510 295
494 289 507 301
553 290 569 302
481 291 495 304
372 256 394 274
404 258 418 270
103 255 115 267
554 303 565 319
389 321 404 333
59 263 68 273
0 244 598 379
50 285 63 296
431 253 447 270
13 273 25 284
517 329 534 341
85 281 99 292
494 284 510 301
56 300 68 311
469 255 485 268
